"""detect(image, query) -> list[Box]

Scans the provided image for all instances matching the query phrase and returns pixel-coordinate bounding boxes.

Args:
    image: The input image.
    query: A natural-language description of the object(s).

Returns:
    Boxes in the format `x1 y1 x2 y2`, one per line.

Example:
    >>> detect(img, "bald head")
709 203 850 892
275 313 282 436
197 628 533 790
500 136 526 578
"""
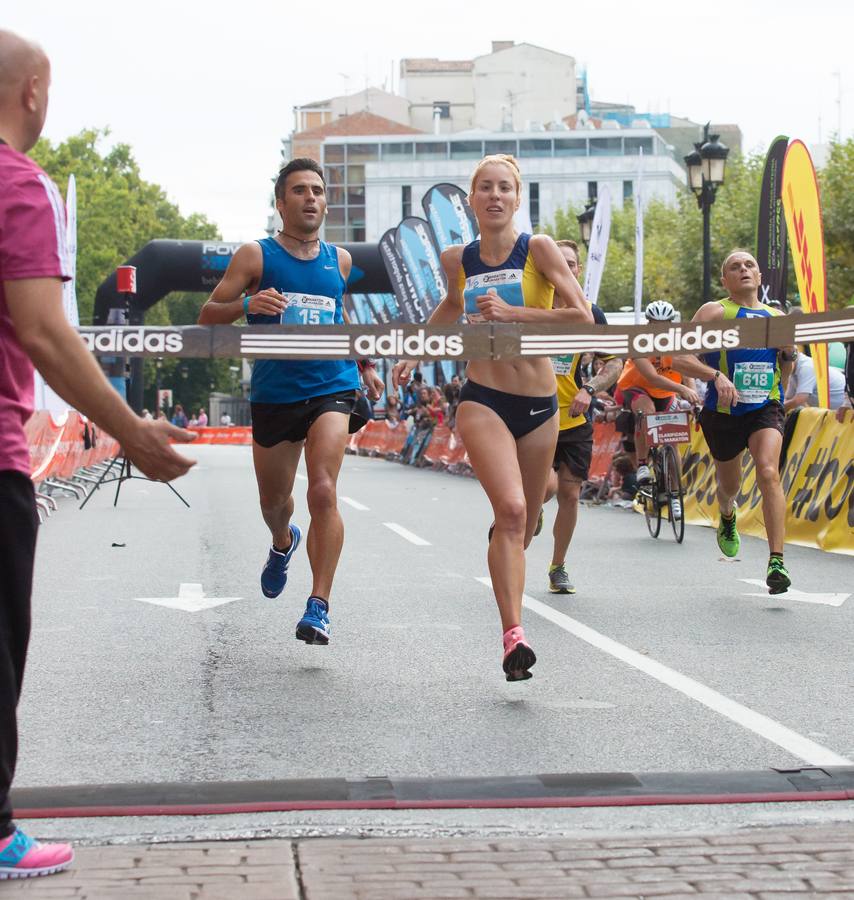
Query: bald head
0 30 50 152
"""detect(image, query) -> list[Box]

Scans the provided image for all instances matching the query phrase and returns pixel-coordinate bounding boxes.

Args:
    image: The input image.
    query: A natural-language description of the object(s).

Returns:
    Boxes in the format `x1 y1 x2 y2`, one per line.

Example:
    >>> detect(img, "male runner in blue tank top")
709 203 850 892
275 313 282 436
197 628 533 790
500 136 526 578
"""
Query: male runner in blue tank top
669 250 794 594
199 158 384 644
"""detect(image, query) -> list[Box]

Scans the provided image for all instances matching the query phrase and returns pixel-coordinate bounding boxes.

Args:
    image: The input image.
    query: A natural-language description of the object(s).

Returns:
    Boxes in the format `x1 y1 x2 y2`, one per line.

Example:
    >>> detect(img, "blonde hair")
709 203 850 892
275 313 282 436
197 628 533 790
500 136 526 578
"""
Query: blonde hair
469 154 522 198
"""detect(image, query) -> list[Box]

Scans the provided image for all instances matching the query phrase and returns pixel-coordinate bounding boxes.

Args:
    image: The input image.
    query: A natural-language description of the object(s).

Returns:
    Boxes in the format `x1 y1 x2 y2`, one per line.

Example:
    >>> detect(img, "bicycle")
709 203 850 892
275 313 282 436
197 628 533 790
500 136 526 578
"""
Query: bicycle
635 409 694 543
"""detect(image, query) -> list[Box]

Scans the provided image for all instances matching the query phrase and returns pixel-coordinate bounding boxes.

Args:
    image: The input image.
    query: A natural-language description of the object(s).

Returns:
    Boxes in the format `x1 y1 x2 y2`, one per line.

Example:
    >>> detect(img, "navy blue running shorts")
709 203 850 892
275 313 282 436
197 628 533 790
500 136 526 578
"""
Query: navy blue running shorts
458 379 557 439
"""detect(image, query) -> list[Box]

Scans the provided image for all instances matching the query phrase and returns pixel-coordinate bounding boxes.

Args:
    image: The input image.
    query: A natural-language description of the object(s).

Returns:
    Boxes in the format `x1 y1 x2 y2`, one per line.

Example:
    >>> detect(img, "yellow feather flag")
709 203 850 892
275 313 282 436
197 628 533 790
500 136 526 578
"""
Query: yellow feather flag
781 140 830 409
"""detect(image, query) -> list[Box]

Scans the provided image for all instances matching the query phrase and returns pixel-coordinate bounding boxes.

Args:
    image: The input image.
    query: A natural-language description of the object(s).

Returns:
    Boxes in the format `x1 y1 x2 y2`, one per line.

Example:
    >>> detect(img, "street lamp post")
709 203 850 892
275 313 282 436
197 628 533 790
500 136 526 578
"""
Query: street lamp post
576 200 597 248
684 123 729 303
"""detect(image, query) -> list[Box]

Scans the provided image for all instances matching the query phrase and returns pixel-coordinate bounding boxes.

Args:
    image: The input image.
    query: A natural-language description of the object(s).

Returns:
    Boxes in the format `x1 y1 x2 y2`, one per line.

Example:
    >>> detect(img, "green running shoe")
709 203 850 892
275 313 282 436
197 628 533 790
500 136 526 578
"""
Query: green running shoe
716 507 740 558
766 557 791 595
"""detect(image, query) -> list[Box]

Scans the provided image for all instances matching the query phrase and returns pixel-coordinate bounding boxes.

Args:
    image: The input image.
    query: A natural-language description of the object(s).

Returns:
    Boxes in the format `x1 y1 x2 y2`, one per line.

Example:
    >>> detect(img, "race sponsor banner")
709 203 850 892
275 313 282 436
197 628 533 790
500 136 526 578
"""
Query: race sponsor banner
680 407 853 554
583 184 611 305
395 216 446 317
421 183 478 251
378 229 423 322
633 149 644 324
782 140 831 408
76 309 854 361
756 136 789 309
186 426 252 445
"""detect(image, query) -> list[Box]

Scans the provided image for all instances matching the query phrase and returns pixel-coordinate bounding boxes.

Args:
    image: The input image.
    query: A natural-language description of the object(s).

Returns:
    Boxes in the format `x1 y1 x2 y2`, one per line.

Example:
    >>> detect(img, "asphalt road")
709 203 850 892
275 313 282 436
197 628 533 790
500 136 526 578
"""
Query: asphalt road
15 444 854 840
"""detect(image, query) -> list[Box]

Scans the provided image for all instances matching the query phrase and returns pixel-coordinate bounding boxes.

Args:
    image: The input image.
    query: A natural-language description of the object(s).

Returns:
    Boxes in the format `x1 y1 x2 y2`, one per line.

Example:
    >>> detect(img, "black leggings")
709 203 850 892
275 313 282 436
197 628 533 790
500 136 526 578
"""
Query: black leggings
0 471 37 838
459 379 557 439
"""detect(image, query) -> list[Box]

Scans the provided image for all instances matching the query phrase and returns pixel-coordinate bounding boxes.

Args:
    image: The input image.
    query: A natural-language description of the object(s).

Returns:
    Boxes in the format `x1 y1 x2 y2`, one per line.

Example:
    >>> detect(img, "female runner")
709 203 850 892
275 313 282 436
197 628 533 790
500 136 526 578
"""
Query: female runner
393 155 592 680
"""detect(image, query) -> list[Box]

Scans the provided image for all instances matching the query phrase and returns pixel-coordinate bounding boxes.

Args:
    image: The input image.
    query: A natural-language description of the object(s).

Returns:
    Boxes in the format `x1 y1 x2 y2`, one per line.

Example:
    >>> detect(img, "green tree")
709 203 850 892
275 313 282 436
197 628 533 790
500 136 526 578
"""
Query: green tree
30 129 240 412
820 137 854 309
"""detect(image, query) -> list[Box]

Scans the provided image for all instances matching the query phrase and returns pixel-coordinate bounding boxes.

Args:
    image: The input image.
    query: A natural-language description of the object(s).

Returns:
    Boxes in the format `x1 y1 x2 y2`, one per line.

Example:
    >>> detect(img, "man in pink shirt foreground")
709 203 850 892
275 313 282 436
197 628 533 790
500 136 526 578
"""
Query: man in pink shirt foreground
0 30 196 879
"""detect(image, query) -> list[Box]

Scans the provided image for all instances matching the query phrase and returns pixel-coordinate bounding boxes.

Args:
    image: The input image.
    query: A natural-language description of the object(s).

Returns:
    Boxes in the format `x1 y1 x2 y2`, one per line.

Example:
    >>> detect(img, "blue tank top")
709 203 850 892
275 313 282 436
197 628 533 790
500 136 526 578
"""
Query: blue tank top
248 237 359 404
458 233 553 322
702 299 783 416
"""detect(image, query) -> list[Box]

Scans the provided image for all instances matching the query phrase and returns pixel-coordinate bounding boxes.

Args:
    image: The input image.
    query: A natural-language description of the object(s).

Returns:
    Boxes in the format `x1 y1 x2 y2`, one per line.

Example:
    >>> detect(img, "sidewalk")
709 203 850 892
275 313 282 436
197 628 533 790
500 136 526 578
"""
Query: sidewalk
3 823 854 899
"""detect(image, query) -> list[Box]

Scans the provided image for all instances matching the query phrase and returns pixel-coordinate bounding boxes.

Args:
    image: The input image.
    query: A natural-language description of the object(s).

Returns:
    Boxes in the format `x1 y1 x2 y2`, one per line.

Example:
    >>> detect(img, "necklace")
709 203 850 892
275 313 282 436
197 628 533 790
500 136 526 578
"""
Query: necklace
278 230 319 245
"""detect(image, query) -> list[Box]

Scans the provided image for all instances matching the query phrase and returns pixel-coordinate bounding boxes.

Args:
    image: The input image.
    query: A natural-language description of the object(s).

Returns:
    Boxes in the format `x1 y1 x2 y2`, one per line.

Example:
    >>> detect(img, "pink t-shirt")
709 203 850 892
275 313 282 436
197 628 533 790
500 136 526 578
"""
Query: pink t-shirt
0 143 70 475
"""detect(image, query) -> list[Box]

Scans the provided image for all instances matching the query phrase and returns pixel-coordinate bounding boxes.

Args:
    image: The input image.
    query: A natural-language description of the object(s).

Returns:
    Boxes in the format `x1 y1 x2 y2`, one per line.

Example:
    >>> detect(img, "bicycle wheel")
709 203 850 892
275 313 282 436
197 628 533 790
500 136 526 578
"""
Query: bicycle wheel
662 444 685 543
642 452 662 539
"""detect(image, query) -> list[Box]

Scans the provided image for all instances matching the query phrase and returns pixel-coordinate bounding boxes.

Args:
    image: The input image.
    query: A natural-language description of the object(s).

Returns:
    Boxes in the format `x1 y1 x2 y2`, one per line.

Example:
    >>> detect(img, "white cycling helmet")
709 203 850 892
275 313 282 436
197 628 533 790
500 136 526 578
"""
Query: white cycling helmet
645 300 677 322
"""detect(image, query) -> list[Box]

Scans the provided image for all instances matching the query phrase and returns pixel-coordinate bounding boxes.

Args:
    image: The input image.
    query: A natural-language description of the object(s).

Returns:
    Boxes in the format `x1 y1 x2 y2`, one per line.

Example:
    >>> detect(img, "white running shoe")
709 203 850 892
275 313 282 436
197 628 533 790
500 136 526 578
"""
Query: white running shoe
636 464 652 483
670 498 682 520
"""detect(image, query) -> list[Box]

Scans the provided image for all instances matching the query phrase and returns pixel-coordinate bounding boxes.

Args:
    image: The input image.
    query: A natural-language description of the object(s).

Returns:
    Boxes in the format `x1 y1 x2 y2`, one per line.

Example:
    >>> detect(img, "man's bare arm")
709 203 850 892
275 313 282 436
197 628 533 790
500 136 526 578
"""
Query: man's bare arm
6 278 195 481
198 243 267 324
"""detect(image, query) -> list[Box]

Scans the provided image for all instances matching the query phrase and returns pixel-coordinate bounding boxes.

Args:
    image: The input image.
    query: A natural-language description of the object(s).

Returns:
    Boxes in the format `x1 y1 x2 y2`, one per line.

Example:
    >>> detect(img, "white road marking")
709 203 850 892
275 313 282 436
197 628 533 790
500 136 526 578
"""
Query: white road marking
135 583 241 613
740 579 850 607
341 496 370 511
383 522 431 546
475 577 851 767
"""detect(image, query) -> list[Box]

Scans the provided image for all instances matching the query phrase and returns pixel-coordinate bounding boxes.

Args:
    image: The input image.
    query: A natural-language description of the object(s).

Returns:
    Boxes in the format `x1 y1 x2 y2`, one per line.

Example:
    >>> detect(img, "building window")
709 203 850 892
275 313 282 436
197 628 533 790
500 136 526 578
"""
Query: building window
450 140 484 160
587 181 598 202
625 137 654 156
554 138 587 157
519 139 552 158
415 141 448 161
623 180 633 201
382 142 414 159
433 101 450 119
529 182 540 229
589 137 623 156
485 140 518 156
402 185 412 219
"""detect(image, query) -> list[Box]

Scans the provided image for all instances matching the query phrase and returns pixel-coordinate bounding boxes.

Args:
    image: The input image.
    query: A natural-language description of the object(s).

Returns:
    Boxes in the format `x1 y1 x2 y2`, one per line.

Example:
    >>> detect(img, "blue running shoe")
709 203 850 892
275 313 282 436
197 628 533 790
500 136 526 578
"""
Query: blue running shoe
296 596 330 645
260 523 302 598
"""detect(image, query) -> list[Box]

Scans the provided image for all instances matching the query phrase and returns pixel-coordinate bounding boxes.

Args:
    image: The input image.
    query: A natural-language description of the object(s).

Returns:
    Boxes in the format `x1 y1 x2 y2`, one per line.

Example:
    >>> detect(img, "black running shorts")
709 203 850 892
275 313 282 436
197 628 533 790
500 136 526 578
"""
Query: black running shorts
251 390 359 447
458 379 557 440
552 422 594 480
698 400 785 462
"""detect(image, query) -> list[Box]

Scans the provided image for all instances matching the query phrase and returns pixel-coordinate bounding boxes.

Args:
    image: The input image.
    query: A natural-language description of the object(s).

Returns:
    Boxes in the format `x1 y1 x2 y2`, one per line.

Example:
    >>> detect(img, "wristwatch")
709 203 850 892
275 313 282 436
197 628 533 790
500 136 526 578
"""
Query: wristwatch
581 383 596 396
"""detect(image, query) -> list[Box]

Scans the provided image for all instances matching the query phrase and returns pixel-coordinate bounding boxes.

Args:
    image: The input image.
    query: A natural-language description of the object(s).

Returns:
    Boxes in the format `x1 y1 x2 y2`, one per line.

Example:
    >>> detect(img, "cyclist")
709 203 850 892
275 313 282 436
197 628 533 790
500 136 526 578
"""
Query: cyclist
616 301 700 503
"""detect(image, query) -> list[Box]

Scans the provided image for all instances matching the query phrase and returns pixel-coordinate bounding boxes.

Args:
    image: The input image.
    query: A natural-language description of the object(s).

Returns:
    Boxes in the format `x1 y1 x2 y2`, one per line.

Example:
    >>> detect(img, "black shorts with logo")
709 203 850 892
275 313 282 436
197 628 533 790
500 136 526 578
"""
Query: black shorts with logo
251 390 360 447
699 400 785 462
552 422 594 480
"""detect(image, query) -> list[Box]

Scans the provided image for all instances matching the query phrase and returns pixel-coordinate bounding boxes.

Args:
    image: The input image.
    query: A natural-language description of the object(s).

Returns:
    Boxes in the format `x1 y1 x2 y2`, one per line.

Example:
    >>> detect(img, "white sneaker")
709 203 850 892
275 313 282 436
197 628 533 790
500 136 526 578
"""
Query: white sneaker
636 464 652 483
670 498 682 519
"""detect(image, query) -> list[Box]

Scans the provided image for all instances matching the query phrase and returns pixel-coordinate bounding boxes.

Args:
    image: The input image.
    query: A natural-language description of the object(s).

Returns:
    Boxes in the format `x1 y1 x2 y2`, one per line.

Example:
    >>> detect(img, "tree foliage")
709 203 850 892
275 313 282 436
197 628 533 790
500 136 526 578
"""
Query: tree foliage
30 129 239 413
545 142 854 315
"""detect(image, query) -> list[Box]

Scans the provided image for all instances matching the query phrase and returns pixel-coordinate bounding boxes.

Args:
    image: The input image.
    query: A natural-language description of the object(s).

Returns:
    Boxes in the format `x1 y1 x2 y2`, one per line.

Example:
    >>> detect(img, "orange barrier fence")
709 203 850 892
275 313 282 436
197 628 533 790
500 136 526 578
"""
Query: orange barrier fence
24 411 120 483
186 426 253 445
589 421 622 479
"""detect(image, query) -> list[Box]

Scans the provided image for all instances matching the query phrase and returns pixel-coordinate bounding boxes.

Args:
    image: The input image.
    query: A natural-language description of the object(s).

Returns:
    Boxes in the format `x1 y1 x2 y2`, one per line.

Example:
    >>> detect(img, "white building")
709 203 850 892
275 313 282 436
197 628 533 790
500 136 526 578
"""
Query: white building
316 128 685 244
401 41 577 134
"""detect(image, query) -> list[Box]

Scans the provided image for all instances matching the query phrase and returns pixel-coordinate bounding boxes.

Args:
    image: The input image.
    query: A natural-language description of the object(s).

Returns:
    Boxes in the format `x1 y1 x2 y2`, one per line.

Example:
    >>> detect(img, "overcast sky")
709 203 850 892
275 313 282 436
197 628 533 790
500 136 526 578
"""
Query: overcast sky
7 0 851 242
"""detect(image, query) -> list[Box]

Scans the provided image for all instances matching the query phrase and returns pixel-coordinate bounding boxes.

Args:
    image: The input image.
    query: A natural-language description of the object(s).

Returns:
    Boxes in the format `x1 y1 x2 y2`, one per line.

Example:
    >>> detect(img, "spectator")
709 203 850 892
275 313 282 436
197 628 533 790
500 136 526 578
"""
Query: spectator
603 454 639 502
784 347 847 412
196 407 208 427
220 412 232 426
428 386 448 426
171 403 188 428
140 408 153 420
385 393 401 424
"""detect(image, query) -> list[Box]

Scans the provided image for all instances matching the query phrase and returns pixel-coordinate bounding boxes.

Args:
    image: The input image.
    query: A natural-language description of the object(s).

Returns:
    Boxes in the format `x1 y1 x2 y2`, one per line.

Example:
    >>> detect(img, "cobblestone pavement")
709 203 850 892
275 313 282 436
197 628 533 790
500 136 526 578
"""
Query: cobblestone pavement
3 824 854 899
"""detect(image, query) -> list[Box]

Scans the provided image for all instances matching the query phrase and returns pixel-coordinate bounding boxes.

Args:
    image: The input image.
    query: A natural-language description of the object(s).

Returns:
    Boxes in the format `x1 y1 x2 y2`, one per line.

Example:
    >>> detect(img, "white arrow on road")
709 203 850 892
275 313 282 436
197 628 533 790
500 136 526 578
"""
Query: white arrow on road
740 579 851 607
134 583 241 613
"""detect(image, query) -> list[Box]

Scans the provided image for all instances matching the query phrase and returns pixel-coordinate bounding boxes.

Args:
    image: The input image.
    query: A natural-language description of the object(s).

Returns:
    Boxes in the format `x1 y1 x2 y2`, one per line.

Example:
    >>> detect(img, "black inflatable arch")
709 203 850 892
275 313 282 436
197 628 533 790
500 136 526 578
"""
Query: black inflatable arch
93 239 392 325
93 239 392 412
